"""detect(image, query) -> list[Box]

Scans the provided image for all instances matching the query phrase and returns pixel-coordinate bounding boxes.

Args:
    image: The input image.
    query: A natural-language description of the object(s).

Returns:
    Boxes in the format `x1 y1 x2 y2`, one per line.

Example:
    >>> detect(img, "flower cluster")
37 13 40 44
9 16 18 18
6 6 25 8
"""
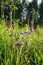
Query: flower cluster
25 28 34 34
20 35 26 40
17 42 22 47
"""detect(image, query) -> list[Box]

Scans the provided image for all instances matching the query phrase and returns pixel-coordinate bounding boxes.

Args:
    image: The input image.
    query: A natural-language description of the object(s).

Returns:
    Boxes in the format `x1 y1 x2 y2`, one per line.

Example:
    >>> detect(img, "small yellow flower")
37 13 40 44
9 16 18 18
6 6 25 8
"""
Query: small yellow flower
28 60 30 63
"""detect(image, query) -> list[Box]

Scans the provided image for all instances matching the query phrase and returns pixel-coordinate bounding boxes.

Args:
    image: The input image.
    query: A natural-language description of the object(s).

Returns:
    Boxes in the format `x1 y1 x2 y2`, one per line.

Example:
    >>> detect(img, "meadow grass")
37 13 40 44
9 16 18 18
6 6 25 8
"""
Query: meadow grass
0 21 43 65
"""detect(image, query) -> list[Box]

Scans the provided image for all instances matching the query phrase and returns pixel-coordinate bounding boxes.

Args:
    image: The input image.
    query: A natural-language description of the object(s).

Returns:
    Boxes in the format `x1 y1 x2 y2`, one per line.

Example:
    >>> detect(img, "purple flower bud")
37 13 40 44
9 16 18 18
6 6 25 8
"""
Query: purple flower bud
30 58 33 61
25 31 32 34
20 54 24 57
30 28 34 32
22 36 26 40
29 31 32 34
17 42 22 47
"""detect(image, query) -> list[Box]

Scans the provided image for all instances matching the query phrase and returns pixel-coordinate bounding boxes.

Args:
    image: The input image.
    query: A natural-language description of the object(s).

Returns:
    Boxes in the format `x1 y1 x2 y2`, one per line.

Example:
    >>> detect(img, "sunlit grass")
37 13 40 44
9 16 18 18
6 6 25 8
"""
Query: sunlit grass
0 20 43 65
